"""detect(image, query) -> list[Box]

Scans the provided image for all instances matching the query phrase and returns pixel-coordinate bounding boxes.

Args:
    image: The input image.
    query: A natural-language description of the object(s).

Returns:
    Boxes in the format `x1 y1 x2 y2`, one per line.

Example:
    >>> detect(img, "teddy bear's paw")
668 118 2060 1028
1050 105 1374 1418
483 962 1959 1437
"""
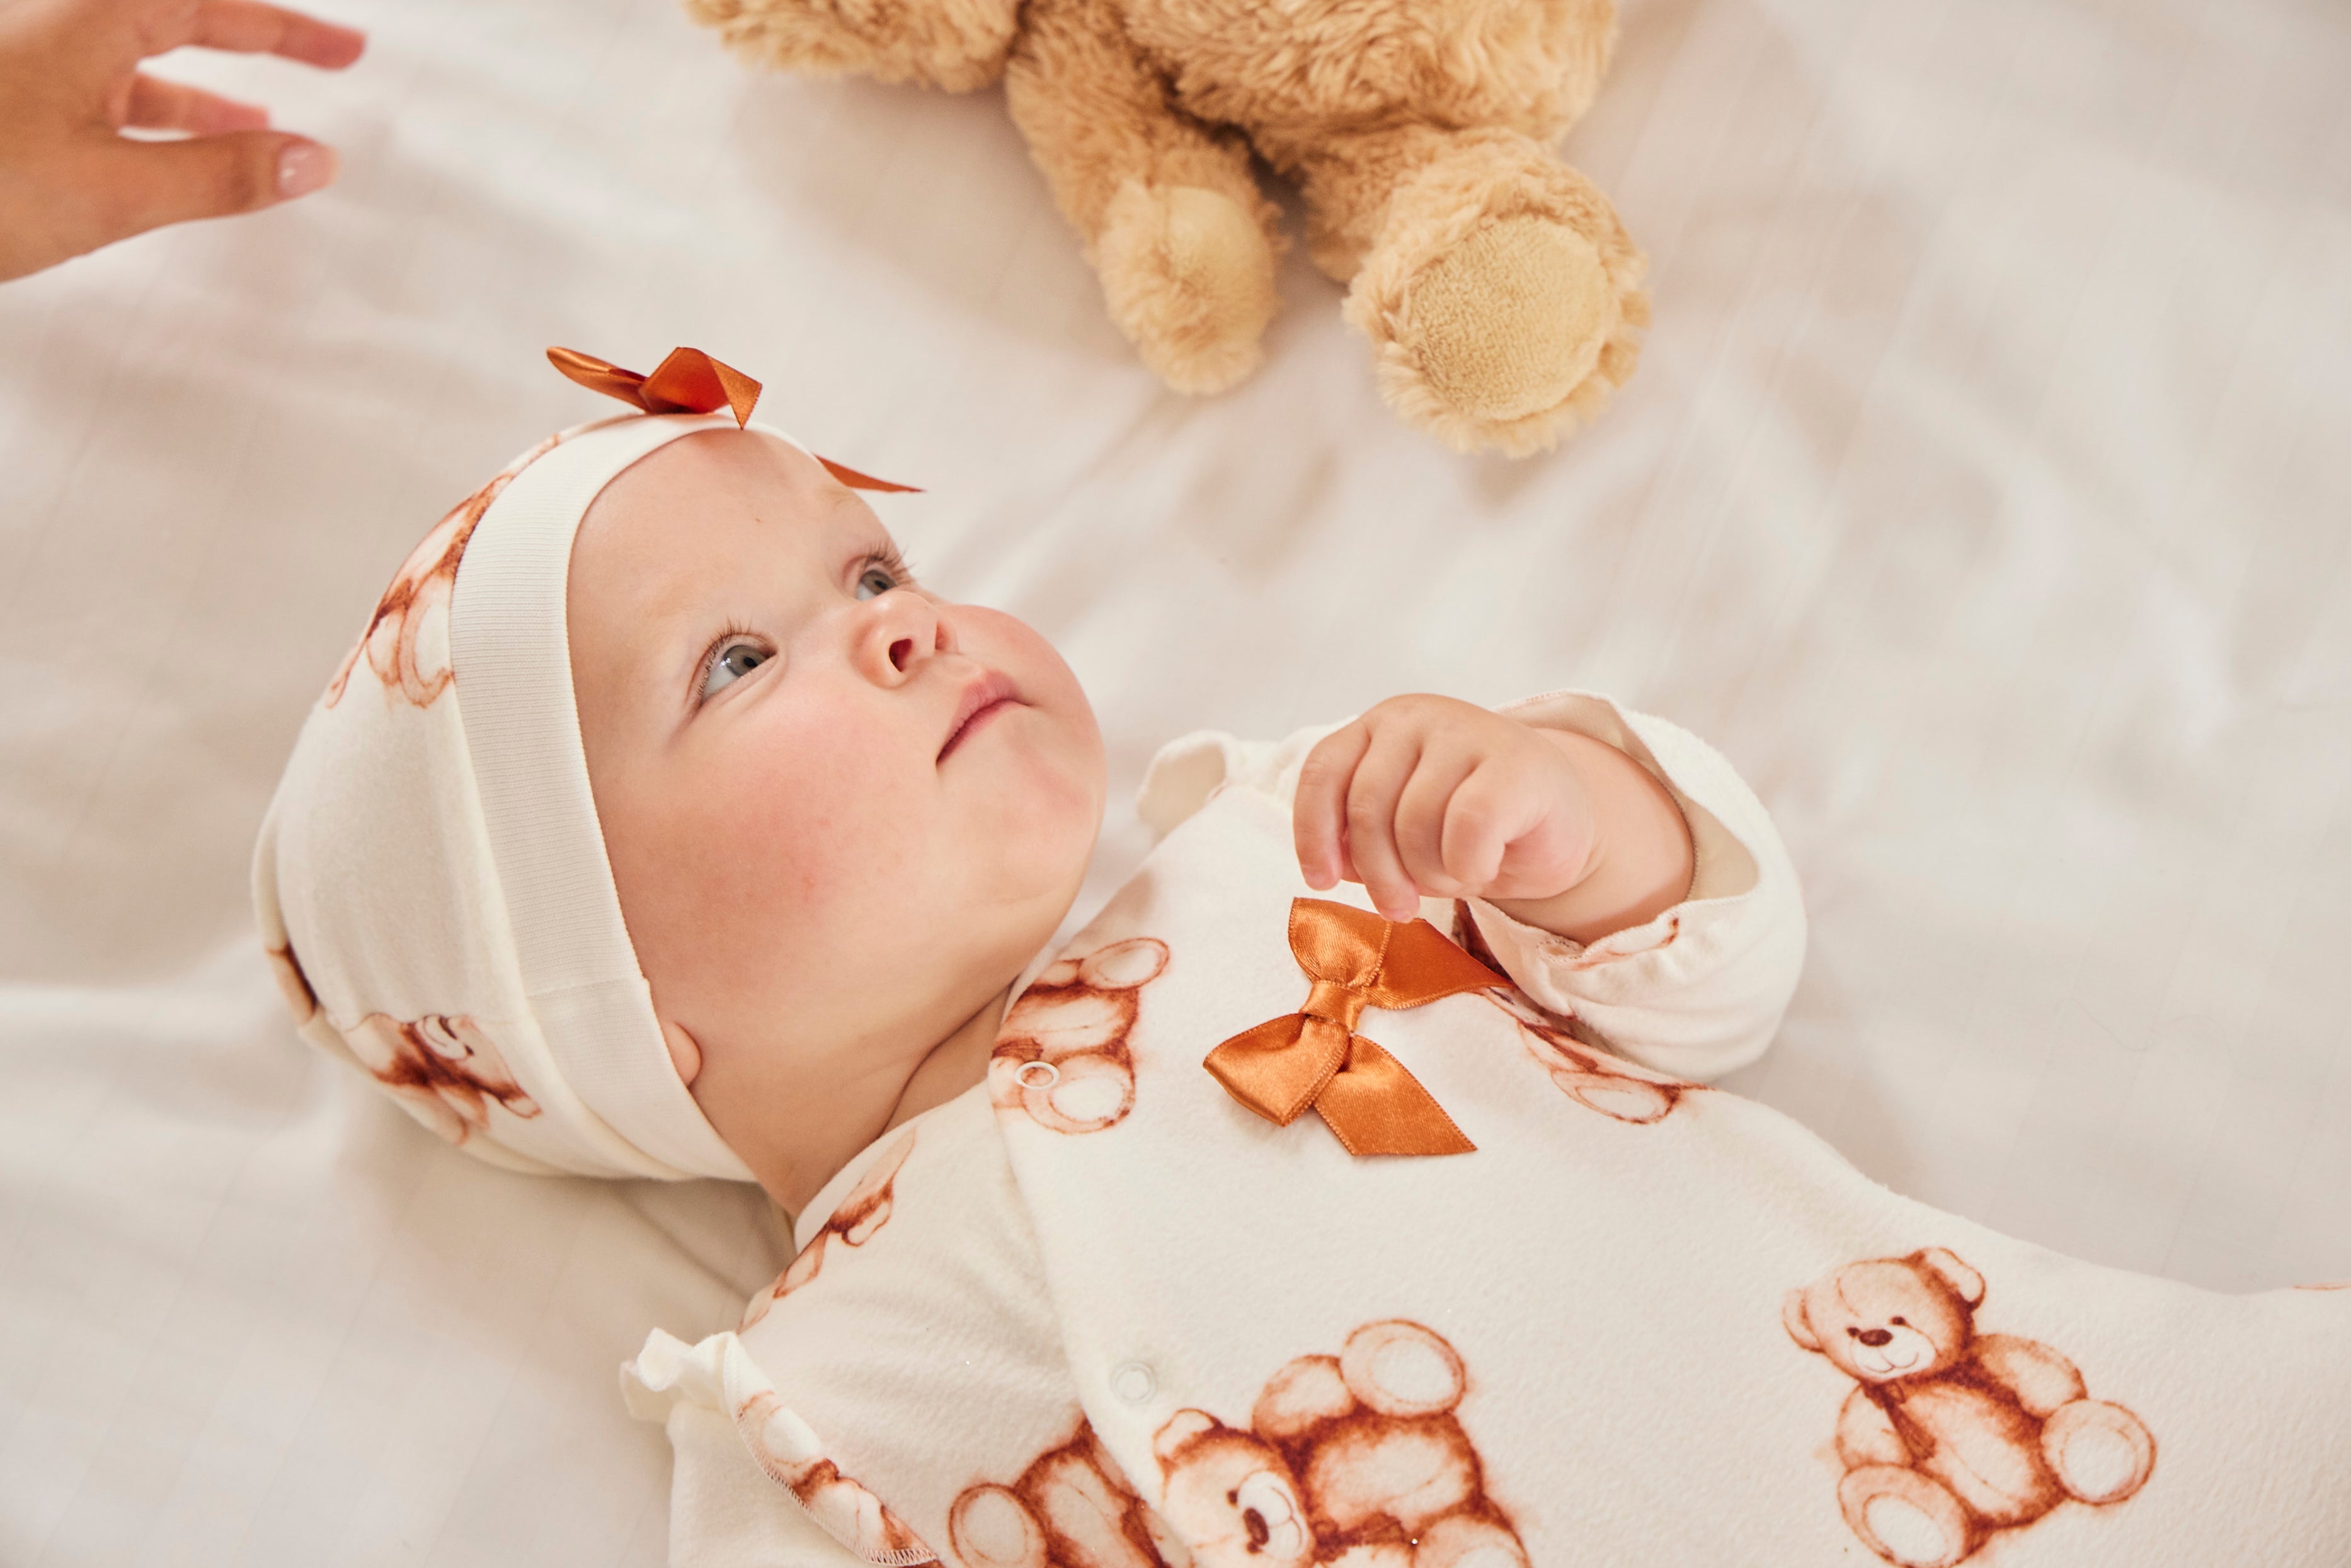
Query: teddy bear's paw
1552 1067 1676 1123
1836 1465 1974 1568
1077 936 1169 991
1345 139 1648 457
1097 181 1279 395
948 1484 1051 1568
1339 1320 1466 1418
2041 1399 2154 1505
1020 1050 1136 1135
1414 1513 1530 1568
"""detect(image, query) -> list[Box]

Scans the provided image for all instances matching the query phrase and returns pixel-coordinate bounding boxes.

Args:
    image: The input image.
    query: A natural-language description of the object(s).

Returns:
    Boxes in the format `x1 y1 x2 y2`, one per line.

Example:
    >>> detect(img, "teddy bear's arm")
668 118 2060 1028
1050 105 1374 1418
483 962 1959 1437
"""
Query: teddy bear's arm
1971 1334 2088 1419
1834 1387 1913 1470
685 0 1023 93
1004 0 1284 394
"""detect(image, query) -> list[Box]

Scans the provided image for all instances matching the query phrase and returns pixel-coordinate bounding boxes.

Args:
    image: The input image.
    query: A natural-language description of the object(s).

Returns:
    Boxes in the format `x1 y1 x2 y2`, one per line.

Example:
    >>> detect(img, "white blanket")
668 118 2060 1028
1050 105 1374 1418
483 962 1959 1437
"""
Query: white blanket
3 0 2348 1563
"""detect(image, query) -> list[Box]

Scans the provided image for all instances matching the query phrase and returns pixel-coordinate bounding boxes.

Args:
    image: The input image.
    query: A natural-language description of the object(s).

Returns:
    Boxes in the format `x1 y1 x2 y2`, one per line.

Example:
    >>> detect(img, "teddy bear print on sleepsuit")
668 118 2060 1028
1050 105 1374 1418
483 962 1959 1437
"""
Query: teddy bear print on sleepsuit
949 1320 1524 1568
1479 986 1693 1124
989 937 1169 1135
1157 1319 1525 1568
1444 903 1696 1124
1783 1248 2156 1568
947 1419 1189 1568
735 1387 937 1565
741 1127 918 1330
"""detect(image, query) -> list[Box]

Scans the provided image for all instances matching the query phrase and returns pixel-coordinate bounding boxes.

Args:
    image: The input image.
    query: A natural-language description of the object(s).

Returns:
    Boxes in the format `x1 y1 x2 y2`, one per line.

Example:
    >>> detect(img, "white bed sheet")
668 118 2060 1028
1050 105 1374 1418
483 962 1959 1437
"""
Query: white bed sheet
3 0 2347 1562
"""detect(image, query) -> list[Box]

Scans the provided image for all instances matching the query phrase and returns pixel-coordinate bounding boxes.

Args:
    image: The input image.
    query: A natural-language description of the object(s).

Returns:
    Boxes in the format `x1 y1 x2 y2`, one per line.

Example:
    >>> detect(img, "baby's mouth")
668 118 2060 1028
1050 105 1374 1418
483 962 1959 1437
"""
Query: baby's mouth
939 670 1021 762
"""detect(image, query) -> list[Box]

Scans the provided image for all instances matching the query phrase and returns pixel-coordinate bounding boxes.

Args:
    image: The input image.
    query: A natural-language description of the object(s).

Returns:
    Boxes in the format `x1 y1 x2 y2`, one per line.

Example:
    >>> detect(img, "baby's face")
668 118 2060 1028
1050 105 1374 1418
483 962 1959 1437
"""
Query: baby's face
568 431 1104 1205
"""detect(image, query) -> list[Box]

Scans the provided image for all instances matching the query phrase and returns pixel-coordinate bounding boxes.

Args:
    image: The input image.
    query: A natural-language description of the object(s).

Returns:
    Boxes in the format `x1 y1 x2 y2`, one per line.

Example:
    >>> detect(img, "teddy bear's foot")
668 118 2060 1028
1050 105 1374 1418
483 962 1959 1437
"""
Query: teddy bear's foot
1550 1067 1677 1123
1414 1512 1532 1568
1838 1465 1976 1568
1095 180 1279 394
1344 135 1647 457
2042 1399 2155 1505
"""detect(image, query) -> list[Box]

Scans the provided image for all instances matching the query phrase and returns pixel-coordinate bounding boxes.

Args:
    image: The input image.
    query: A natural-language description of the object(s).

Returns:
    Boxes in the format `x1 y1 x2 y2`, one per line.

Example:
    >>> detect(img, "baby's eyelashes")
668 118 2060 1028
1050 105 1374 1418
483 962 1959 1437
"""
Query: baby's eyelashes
699 638 772 702
854 543 917 601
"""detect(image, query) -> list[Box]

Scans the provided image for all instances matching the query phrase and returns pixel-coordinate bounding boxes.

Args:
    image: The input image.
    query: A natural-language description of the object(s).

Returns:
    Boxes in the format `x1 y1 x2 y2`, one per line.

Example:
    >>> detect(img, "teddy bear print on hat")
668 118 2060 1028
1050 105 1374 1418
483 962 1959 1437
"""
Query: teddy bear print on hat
324 432 563 709
688 0 1647 456
1783 1248 2157 1568
989 937 1169 1136
265 939 542 1149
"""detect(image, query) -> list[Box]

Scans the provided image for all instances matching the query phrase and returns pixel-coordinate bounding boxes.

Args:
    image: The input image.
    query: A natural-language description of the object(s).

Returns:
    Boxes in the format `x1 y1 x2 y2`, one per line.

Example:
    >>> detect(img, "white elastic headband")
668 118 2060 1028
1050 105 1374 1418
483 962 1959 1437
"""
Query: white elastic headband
451 411 760 1180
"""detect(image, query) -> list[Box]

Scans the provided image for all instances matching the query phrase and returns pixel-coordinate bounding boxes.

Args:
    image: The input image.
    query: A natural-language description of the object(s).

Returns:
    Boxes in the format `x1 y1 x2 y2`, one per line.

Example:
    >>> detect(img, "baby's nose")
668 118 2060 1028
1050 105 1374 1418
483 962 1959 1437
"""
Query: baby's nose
1853 1328 1893 1348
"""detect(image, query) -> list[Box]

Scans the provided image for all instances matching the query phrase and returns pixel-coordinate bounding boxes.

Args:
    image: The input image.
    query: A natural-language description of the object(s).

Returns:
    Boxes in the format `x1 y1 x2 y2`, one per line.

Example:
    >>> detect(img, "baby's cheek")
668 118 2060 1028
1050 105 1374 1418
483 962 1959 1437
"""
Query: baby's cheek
737 727 932 911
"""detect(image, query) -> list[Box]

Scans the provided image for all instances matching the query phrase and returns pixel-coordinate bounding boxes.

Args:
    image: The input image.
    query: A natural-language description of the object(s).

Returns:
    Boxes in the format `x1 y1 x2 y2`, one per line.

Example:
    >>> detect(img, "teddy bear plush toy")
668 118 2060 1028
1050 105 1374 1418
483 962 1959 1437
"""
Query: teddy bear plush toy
687 0 1649 455
1783 1248 2158 1568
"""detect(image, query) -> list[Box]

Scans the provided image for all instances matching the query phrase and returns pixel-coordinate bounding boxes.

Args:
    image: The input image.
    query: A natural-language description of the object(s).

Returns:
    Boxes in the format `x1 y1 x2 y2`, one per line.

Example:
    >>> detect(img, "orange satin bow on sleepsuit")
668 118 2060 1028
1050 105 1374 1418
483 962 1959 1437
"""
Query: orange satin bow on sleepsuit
1203 898 1504 1156
546 346 918 493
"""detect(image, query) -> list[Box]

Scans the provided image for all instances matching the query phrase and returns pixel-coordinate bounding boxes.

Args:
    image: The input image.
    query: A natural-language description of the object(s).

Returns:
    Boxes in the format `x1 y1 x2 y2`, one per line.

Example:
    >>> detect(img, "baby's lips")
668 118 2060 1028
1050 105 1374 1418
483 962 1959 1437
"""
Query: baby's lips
937 668 1021 761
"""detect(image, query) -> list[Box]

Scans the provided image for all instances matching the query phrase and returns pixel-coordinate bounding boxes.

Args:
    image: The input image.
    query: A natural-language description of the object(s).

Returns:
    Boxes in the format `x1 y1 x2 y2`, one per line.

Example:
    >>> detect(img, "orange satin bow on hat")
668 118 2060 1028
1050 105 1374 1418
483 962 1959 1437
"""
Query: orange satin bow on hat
546 346 919 493
1204 898 1504 1157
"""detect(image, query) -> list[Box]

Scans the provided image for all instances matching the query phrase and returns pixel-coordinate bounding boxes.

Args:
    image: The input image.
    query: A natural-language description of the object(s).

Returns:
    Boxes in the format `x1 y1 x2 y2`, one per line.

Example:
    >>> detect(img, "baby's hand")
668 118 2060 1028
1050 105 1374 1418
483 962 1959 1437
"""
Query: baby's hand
1293 695 1693 944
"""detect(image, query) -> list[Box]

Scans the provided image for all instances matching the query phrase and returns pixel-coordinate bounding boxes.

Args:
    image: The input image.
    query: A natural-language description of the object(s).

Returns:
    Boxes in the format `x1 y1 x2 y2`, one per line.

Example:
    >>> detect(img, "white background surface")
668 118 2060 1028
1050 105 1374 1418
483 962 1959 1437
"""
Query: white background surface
3 0 2348 1562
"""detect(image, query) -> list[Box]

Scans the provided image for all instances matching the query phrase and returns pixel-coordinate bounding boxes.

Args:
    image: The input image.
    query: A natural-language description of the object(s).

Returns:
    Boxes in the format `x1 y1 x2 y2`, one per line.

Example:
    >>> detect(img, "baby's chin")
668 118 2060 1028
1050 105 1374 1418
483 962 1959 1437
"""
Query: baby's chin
968 741 1104 905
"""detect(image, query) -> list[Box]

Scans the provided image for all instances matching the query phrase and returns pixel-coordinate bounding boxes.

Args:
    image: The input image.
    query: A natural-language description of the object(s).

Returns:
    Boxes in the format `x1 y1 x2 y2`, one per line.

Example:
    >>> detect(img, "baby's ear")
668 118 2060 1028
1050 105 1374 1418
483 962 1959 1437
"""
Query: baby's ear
661 1019 704 1087
1783 1287 1822 1351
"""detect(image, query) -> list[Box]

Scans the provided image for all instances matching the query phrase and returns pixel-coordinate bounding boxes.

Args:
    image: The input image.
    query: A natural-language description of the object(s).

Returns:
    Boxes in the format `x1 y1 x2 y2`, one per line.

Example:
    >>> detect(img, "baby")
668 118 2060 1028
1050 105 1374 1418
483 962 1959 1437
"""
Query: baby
258 351 2350 1568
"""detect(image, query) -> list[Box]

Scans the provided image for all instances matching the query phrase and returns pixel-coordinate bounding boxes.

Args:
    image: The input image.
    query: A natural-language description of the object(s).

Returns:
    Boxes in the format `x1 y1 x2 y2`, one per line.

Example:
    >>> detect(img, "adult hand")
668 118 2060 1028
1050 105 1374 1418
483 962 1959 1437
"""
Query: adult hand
0 0 365 282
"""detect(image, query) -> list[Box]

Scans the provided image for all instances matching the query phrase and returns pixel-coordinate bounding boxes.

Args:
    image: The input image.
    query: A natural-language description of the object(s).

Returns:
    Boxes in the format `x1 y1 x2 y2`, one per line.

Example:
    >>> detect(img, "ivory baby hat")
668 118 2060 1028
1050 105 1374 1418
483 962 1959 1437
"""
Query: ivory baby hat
253 349 905 1181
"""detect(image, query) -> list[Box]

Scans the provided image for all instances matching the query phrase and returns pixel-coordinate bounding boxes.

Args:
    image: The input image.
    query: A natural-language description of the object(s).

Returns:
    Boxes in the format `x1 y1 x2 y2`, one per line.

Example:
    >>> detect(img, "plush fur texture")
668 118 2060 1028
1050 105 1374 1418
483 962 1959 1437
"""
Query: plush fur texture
691 0 1647 454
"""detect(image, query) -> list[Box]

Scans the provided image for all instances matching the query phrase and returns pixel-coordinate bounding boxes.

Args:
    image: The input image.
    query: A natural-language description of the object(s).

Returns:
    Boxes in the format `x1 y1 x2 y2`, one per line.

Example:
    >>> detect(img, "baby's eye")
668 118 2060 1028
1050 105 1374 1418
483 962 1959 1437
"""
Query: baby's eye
853 545 914 601
700 640 770 701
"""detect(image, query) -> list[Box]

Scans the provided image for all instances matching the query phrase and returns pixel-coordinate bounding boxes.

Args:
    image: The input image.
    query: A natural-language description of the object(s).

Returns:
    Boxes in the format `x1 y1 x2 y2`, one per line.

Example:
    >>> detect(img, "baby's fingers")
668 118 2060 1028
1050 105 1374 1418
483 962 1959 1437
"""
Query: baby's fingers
1392 745 1480 900
1293 721 1371 891
1342 732 1425 922
1437 762 1521 896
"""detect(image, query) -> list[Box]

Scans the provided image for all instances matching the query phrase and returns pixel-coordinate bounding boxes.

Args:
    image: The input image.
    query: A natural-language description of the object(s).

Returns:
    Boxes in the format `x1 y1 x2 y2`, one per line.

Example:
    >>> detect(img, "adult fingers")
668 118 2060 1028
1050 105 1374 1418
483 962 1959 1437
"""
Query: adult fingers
88 129 336 244
1390 742 1480 900
121 72 271 134
1293 721 1371 891
1343 729 1425 922
186 1 367 68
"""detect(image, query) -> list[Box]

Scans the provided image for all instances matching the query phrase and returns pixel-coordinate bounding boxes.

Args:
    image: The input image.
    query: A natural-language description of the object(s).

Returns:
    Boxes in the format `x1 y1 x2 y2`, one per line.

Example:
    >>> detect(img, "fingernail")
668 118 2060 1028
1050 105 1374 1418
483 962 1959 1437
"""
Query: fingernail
277 142 335 199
